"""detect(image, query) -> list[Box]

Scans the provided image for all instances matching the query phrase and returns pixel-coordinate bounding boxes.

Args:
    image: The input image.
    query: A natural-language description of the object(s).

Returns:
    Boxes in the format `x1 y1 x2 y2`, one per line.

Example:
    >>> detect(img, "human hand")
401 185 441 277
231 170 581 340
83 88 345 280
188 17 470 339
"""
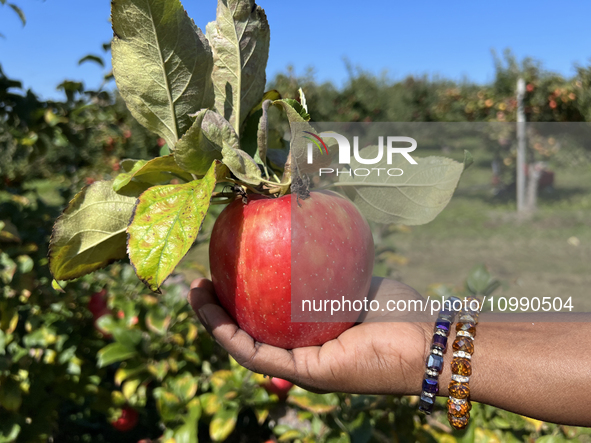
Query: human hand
189 277 432 396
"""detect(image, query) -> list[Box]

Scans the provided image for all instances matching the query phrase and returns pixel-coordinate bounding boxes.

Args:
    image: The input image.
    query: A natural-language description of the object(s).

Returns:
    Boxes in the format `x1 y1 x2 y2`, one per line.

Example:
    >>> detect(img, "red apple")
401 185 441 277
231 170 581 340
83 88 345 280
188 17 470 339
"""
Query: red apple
209 190 374 349
88 289 108 318
111 406 139 432
88 289 112 338
264 377 293 400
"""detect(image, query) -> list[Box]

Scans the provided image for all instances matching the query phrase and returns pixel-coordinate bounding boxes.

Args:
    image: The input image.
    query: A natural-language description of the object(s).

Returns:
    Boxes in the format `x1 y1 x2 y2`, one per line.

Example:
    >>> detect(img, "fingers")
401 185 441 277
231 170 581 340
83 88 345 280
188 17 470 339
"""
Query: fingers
187 279 303 382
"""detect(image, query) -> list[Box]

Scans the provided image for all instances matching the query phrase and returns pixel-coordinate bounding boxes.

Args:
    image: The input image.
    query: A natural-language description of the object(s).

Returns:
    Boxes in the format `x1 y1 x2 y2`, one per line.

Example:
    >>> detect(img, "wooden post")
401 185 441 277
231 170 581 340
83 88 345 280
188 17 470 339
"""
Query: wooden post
516 78 526 213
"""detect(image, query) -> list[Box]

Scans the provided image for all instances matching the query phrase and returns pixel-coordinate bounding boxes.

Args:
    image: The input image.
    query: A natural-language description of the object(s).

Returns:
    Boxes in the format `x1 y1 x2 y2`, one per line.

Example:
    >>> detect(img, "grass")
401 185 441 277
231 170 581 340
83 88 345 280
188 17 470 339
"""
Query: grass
386 147 591 311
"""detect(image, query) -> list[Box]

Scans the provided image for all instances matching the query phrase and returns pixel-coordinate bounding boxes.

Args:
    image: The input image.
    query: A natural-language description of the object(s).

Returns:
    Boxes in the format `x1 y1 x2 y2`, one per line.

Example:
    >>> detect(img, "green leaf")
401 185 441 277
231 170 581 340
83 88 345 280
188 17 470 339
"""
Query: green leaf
273 100 333 176
113 154 193 192
122 378 142 400
0 219 21 242
97 343 137 367
0 423 20 443
111 0 214 149
179 110 261 185
127 162 221 292
174 109 224 175
463 149 474 170
145 305 171 335
167 372 198 403
287 389 339 414
338 149 466 225
210 406 238 441
200 393 223 415
240 90 281 156
48 181 139 281
96 315 142 348
78 54 105 67
255 99 272 171
281 98 310 121
115 361 147 386
15 255 33 274
174 399 201 443
466 264 499 296
154 387 183 422
8 3 25 26
0 379 22 411
206 0 270 137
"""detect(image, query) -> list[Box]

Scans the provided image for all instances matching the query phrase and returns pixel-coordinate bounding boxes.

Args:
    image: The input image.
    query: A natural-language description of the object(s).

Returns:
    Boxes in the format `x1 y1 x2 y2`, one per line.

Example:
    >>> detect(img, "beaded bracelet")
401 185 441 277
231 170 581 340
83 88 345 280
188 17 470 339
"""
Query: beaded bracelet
447 296 482 430
419 296 461 415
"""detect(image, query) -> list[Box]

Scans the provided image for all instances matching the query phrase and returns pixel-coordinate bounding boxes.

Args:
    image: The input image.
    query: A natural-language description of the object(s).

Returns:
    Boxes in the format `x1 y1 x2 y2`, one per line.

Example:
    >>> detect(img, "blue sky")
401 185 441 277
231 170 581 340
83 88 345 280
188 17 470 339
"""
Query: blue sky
1 0 590 101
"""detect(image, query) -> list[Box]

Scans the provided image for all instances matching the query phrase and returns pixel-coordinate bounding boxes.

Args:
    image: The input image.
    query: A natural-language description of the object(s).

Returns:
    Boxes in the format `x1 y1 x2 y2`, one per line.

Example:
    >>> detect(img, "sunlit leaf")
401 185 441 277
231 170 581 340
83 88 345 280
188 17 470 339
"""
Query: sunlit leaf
174 109 224 175
210 406 238 441
167 372 198 403
115 362 147 386
97 343 137 367
113 154 193 192
287 389 339 414
49 181 140 281
127 162 221 292
338 148 467 225
112 0 214 148
206 0 270 136
78 54 105 67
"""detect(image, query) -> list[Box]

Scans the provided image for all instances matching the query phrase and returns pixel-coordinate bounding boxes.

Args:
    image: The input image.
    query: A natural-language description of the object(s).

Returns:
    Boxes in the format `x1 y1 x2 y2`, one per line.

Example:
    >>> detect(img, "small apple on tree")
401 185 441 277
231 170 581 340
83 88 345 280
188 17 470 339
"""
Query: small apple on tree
87 289 113 338
111 406 139 432
263 377 293 401
47 0 469 349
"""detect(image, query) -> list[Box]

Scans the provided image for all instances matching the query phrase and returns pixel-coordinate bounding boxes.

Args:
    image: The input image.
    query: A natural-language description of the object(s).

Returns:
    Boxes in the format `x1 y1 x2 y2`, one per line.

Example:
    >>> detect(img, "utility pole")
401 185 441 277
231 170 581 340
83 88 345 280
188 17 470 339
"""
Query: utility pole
516 78 526 213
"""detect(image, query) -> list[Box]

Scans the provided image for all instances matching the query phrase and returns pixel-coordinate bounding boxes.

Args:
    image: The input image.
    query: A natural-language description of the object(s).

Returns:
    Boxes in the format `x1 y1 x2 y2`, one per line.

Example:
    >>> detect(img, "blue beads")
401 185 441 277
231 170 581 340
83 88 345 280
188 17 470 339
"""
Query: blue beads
435 319 451 333
432 334 448 352
427 353 444 373
418 393 435 414
419 297 462 415
422 378 439 395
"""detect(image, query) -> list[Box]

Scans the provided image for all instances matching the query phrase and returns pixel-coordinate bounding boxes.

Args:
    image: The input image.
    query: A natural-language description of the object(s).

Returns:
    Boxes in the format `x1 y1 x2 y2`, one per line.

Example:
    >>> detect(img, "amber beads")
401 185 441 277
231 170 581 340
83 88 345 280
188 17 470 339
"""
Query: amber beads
447 297 481 430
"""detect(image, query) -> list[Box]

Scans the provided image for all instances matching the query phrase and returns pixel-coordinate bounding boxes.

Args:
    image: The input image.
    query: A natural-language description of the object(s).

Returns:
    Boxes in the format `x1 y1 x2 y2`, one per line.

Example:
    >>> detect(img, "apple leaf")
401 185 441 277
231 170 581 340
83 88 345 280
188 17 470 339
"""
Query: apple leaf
0 220 21 243
240 89 281 156
273 100 333 175
174 399 201 443
115 362 147 387
111 0 214 149
287 389 339 414
206 0 270 137
179 110 261 185
153 388 183 422
113 154 194 192
174 109 225 175
167 372 199 403
97 343 137 368
127 161 224 292
49 180 141 281
338 148 469 225
210 406 238 442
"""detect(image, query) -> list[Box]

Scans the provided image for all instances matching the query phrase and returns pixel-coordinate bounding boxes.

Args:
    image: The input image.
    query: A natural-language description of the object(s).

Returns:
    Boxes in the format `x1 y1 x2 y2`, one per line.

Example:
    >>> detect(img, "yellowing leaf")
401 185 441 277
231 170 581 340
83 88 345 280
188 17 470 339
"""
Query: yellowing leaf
127 162 220 292
49 180 139 281
113 155 193 192
210 407 238 441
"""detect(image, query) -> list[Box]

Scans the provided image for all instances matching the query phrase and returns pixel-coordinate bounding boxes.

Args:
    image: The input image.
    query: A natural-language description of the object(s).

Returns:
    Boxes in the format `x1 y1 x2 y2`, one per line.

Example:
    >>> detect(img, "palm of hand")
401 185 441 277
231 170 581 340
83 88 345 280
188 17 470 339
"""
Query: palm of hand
189 277 430 396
